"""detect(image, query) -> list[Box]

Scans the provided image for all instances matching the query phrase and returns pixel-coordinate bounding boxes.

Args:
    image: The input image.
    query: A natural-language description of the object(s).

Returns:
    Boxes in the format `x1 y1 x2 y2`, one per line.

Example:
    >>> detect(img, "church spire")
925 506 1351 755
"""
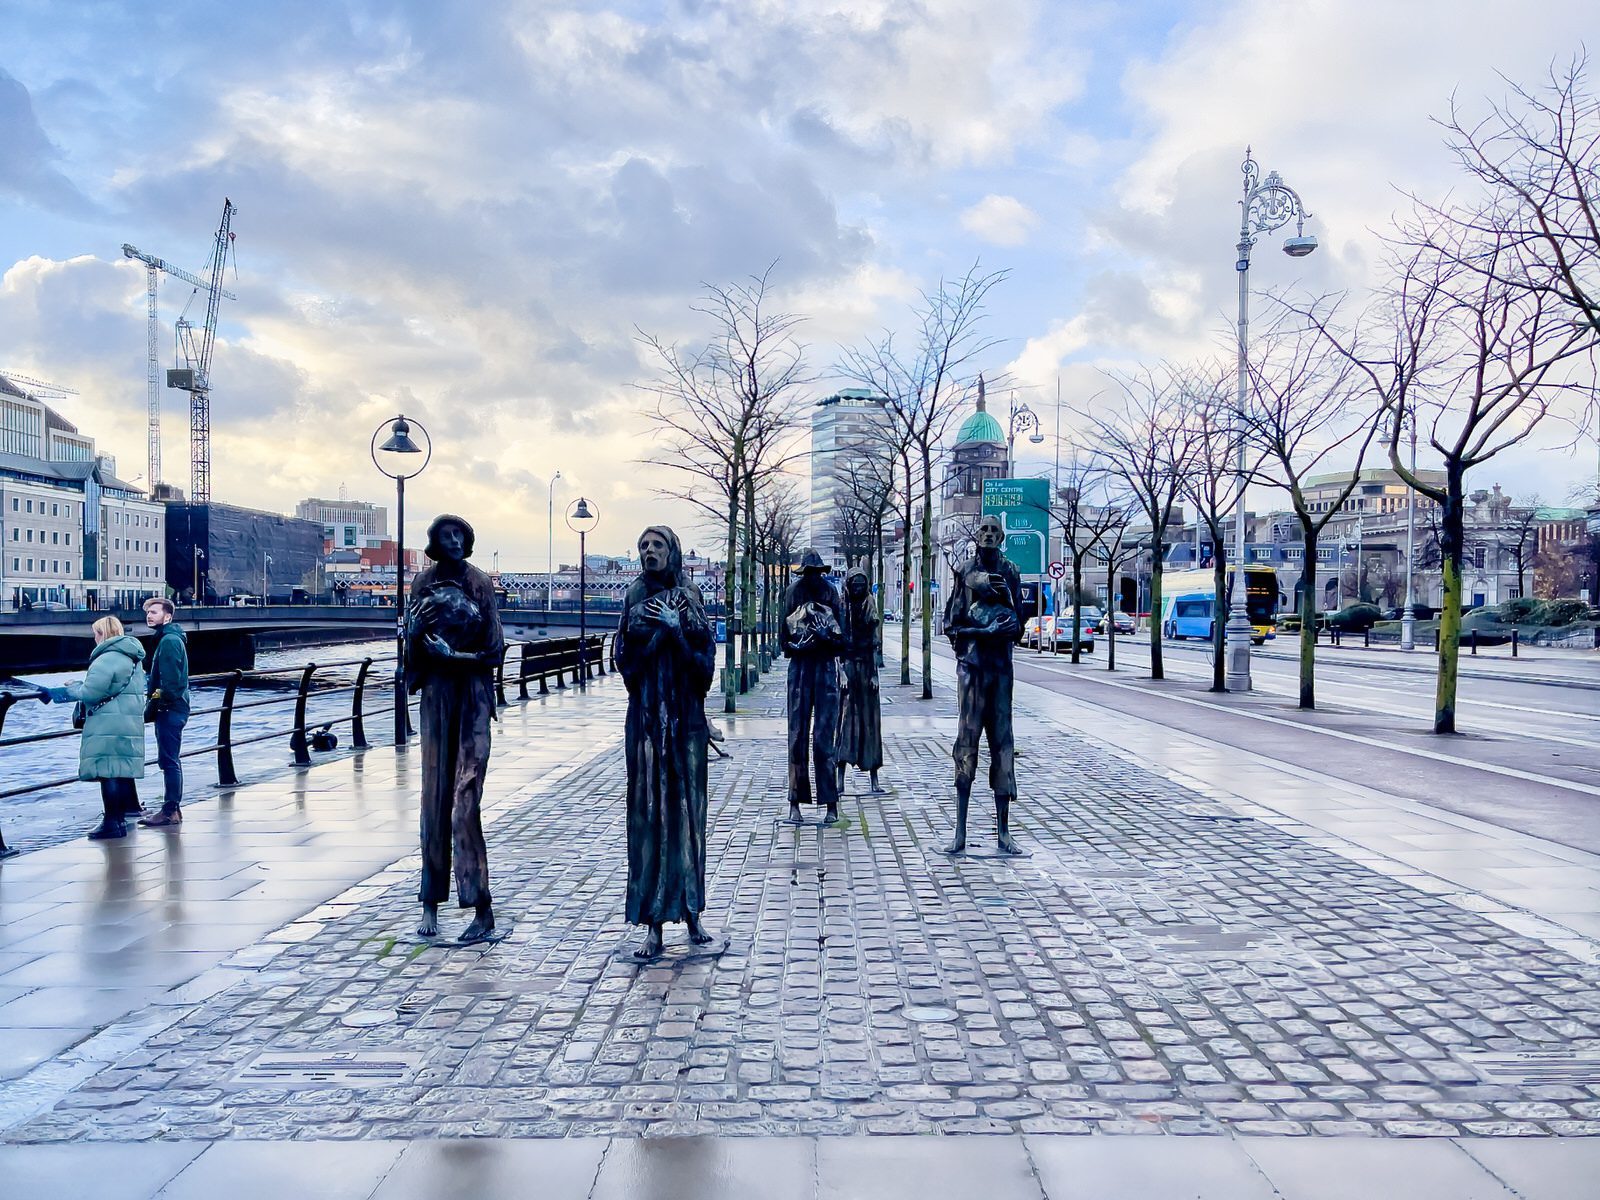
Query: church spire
976 373 986 412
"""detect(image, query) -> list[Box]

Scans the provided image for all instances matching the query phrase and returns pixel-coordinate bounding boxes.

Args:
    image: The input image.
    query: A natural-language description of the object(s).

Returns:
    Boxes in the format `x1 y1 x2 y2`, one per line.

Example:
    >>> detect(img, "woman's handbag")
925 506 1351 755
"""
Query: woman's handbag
71 701 88 730
72 669 139 732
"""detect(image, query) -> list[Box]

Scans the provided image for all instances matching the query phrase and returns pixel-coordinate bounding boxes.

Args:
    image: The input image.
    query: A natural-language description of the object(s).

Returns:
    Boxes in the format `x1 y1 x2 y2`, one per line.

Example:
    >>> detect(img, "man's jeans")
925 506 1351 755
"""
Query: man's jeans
154 712 188 812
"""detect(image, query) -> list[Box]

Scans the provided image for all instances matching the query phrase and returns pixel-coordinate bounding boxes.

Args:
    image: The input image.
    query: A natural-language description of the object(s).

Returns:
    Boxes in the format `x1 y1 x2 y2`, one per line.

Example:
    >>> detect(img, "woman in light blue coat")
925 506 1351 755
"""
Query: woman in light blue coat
52 616 147 840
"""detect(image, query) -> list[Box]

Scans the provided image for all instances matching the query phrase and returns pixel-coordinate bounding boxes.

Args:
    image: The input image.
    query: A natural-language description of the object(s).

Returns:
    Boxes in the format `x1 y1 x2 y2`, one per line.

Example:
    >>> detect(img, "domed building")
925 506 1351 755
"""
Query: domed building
938 376 1011 563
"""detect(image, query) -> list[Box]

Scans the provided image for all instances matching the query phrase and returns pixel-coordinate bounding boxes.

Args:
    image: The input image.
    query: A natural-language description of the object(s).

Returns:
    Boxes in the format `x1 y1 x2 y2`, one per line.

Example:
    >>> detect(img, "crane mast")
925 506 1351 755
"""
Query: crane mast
166 198 237 504
122 238 236 492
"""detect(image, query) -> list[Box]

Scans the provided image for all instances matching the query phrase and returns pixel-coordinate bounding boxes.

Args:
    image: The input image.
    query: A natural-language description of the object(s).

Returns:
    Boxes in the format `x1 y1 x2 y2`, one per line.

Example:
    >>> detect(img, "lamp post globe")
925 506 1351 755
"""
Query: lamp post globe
371 413 432 745
565 497 600 687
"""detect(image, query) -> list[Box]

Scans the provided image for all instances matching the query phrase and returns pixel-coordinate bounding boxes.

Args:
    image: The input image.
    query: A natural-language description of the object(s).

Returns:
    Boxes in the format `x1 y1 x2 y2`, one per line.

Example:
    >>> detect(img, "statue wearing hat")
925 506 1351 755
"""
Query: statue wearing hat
779 549 845 824
943 515 1029 855
405 513 505 942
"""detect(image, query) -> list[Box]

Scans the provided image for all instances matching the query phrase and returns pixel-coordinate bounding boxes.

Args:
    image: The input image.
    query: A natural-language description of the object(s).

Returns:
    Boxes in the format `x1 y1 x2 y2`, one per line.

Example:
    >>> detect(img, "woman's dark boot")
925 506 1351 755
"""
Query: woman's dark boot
88 795 127 840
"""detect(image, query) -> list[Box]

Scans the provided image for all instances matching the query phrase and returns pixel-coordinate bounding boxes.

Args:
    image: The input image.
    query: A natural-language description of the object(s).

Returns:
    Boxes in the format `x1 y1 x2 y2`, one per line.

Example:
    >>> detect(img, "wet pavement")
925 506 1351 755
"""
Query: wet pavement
1 652 1598 1195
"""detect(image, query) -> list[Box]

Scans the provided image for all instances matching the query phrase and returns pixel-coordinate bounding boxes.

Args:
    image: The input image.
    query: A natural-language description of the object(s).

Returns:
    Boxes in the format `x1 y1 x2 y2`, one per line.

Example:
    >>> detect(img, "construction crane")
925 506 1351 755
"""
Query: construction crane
122 234 237 492
0 371 79 399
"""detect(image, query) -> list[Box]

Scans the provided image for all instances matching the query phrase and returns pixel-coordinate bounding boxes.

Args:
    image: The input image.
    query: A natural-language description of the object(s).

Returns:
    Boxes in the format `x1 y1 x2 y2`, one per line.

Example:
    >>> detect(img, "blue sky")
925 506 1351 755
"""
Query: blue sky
2 1 1595 564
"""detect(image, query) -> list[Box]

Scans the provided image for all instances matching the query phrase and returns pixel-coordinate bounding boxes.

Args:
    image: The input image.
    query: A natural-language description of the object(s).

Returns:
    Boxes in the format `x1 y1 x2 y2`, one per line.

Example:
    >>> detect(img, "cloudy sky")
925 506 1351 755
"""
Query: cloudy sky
2 0 1596 566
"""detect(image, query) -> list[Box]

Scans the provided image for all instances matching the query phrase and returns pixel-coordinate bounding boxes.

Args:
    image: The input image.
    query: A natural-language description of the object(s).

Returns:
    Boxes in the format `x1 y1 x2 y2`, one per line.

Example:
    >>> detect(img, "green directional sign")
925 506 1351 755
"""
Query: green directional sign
982 477 1050 576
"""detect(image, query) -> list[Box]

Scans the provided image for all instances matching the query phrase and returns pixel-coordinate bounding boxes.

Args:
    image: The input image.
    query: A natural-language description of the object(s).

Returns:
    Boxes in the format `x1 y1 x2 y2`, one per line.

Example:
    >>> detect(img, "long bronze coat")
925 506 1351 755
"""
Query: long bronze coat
836 569 883 773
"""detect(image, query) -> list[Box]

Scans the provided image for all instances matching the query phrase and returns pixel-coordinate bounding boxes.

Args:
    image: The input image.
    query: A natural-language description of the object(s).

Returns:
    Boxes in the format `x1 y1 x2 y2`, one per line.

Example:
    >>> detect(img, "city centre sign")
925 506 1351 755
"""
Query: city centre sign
982 478 1049 577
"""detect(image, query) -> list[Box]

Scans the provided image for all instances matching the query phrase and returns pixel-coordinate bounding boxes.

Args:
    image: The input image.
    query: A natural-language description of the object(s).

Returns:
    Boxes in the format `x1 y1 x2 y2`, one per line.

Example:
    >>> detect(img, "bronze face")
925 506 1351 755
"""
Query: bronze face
847 574 870 601
974 517 1004 550
435 523 467 562
639 530 671 574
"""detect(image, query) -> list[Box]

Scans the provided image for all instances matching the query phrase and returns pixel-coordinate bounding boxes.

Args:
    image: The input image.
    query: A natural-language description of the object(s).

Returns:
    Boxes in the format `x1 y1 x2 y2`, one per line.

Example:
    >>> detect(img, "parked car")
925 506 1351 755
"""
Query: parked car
1380 604 1436 621
1041 610 1097 653
228 594 262 607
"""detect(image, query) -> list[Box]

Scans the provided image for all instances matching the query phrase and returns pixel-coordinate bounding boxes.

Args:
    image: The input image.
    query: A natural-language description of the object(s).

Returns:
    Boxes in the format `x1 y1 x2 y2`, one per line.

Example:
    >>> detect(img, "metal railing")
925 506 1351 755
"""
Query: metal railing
0 632 612 858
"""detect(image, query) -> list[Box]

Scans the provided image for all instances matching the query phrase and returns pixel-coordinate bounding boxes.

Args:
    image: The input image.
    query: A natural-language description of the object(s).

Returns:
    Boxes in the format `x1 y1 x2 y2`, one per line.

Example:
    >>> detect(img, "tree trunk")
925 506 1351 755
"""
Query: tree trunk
919 447 934 700
1210 535 1227 693
1069 557 1083 664
722 486 739 714
900 456 913 686
1298 528 1318 710
1148 551 1165 680
742 477 757 687
1435 467 1466 734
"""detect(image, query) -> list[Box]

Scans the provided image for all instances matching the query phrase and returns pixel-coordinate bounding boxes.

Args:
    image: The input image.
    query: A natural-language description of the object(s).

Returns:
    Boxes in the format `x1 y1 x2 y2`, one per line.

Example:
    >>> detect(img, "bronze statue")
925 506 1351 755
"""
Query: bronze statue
836 567 883 794
613 526 719 960
406 514 504 943
779 549 845 825
943 516 1028 855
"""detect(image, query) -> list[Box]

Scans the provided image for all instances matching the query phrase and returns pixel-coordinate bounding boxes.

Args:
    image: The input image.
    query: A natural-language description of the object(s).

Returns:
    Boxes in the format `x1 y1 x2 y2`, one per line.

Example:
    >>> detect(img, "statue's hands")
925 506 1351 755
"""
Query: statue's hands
646 595 682 630
424 633 454 659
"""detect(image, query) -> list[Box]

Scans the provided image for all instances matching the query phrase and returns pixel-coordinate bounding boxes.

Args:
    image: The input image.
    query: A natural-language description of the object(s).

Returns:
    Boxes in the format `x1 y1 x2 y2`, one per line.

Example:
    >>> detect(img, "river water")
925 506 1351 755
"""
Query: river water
1 636 401 853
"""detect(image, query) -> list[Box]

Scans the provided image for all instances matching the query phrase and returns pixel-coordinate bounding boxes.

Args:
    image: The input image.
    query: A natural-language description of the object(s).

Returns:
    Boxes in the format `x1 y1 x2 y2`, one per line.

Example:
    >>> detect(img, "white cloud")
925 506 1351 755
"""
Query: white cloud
960 195 1040 247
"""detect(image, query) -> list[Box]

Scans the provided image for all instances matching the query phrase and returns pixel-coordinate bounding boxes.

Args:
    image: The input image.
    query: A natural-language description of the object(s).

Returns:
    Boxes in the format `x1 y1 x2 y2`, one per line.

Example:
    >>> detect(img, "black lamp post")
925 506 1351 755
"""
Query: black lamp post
371 414 431 745
565 497 599 687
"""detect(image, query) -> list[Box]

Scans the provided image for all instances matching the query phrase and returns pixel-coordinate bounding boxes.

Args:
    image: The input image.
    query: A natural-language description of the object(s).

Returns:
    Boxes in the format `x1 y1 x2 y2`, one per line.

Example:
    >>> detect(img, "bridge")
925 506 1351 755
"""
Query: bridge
0 605 619 674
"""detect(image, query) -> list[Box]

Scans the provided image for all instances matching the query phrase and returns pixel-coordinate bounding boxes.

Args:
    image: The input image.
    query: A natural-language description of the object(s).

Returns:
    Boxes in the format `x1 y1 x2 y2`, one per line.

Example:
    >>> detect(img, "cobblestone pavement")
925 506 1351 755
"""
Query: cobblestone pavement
9 672 1600 1143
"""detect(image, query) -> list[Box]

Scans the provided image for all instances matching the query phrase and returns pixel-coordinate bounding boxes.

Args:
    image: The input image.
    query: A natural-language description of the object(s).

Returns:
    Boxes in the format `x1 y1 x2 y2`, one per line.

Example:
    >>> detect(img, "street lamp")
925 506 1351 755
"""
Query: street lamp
1007 393 1044 468
1228 146 1317 692
1401 414 1419 650
192 546 206 606
547 470 562 610
371 413 431 746
565 496 599 687
262 554 272 605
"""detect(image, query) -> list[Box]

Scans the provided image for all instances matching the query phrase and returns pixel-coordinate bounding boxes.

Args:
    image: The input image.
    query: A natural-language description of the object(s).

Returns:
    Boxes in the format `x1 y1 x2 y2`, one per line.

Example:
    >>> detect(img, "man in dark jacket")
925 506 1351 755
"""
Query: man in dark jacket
140 597 190 827
779 549 845 825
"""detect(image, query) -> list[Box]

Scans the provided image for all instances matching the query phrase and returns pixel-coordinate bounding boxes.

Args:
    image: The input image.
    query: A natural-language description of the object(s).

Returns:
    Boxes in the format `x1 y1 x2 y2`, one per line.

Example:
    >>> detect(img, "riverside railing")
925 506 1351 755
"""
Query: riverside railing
0 632 612 859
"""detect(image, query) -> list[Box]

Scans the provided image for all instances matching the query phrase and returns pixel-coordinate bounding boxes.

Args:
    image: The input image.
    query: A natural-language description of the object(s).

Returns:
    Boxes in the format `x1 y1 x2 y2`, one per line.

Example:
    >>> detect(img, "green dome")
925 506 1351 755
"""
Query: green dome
955 410 1005 445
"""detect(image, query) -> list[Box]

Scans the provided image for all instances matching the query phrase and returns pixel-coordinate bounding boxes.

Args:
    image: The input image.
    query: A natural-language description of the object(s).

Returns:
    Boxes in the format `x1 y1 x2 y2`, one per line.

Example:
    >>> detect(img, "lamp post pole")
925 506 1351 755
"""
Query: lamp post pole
1401 416 1419 650
1228 147 1317 692
262 554 272 605
372 414 431 747
547 470 561 611
193 546 205 606
565 498 599 689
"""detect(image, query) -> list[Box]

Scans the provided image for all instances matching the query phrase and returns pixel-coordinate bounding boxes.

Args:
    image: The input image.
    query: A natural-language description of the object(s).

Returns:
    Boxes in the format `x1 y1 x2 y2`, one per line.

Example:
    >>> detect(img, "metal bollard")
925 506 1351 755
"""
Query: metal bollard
1363 628 1370 648
1470 630 1478 656
518 643 531 700
1512 629 1519 658
351 658 372 749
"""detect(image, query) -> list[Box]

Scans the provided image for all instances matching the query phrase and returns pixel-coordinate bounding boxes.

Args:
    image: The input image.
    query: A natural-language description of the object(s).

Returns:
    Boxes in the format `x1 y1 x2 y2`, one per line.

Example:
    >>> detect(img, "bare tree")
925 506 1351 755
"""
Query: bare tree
1177 364 1252 692
639 268 810 714
840 265 1007 699
1242 306 1381 709
1078 366 1196 680
1505 494 1544 598
1083 493 1142 672
756 477 807 662
1308 215 1592 732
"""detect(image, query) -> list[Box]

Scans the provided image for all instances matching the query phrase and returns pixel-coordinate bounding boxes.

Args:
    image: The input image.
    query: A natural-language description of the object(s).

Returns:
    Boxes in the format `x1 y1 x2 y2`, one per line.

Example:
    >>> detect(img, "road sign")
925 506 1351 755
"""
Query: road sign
1047 561 1065 580
982 478 1050 576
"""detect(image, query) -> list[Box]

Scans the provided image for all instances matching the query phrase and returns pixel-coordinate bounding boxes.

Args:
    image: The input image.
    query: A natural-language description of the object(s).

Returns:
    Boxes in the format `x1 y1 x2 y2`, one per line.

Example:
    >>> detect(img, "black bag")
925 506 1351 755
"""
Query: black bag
71 701 87 730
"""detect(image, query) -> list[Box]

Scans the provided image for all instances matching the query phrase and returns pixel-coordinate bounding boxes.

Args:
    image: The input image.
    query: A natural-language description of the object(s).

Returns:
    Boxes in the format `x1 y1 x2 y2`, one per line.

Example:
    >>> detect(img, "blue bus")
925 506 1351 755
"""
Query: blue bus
1160 567 1277 645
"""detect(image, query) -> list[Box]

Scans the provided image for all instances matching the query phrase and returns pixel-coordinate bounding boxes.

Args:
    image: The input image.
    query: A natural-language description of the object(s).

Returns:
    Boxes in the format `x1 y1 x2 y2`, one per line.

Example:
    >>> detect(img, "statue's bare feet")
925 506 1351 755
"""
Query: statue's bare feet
417 903 439 938
634 925 664 960
824 803 841 826
686 914 715 945
944 831 967 856
459 902 495 943
997 831 1023 856
869 771 883 794
784 803 804 825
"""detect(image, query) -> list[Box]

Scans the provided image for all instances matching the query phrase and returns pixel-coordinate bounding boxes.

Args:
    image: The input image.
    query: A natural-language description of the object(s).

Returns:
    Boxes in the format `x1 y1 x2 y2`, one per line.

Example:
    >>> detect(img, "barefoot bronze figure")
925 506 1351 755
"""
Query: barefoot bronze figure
406 514 504 942
836 567 883 796
614 526 719 960
943 516 1028 856
780 549 845 826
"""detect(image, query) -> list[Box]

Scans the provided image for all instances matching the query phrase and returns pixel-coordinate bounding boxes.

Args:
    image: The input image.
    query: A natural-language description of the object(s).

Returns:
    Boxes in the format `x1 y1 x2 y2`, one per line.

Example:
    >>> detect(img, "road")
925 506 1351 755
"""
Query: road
905 630 1600 855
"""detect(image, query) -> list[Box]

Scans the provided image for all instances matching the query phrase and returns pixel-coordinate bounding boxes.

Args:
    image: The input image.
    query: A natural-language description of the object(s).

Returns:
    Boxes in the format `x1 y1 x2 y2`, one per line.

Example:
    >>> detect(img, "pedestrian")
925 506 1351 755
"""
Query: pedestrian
46 616 147 840
139 596 190 827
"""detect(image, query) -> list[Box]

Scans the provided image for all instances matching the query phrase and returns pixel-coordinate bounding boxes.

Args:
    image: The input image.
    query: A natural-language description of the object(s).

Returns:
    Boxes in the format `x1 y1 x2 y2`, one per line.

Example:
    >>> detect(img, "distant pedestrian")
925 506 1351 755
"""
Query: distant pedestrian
46 616 147 840
139 597 190 827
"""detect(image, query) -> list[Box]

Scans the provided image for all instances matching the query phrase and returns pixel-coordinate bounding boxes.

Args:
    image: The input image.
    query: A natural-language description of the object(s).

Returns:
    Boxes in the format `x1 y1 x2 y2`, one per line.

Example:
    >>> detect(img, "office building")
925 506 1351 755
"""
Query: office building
809 389 893 570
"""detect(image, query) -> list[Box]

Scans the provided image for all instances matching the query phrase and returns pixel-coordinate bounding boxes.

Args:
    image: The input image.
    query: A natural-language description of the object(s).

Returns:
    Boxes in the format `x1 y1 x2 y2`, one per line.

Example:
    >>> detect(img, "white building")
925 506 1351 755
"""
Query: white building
809 389 893 570
1 477 84 607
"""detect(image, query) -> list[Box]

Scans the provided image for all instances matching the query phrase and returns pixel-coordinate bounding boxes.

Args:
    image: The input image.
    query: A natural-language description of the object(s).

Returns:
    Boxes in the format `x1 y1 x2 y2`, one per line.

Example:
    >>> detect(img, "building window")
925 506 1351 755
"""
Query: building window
25 530 32 542
114 564 120 576
1473 546 1486 569
9 498 15 511
51 503 58 517
51 531 58 544
64 533 71 546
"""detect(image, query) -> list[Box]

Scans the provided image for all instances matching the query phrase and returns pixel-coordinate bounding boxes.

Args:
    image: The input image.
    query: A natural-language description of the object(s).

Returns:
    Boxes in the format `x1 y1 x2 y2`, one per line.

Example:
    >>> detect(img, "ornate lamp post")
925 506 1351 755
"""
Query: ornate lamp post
1006 393 1045 469
1401 414 1419 650
566 497 599 688
371 414 431 745
546 470 561 610
1228 147 1317 692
